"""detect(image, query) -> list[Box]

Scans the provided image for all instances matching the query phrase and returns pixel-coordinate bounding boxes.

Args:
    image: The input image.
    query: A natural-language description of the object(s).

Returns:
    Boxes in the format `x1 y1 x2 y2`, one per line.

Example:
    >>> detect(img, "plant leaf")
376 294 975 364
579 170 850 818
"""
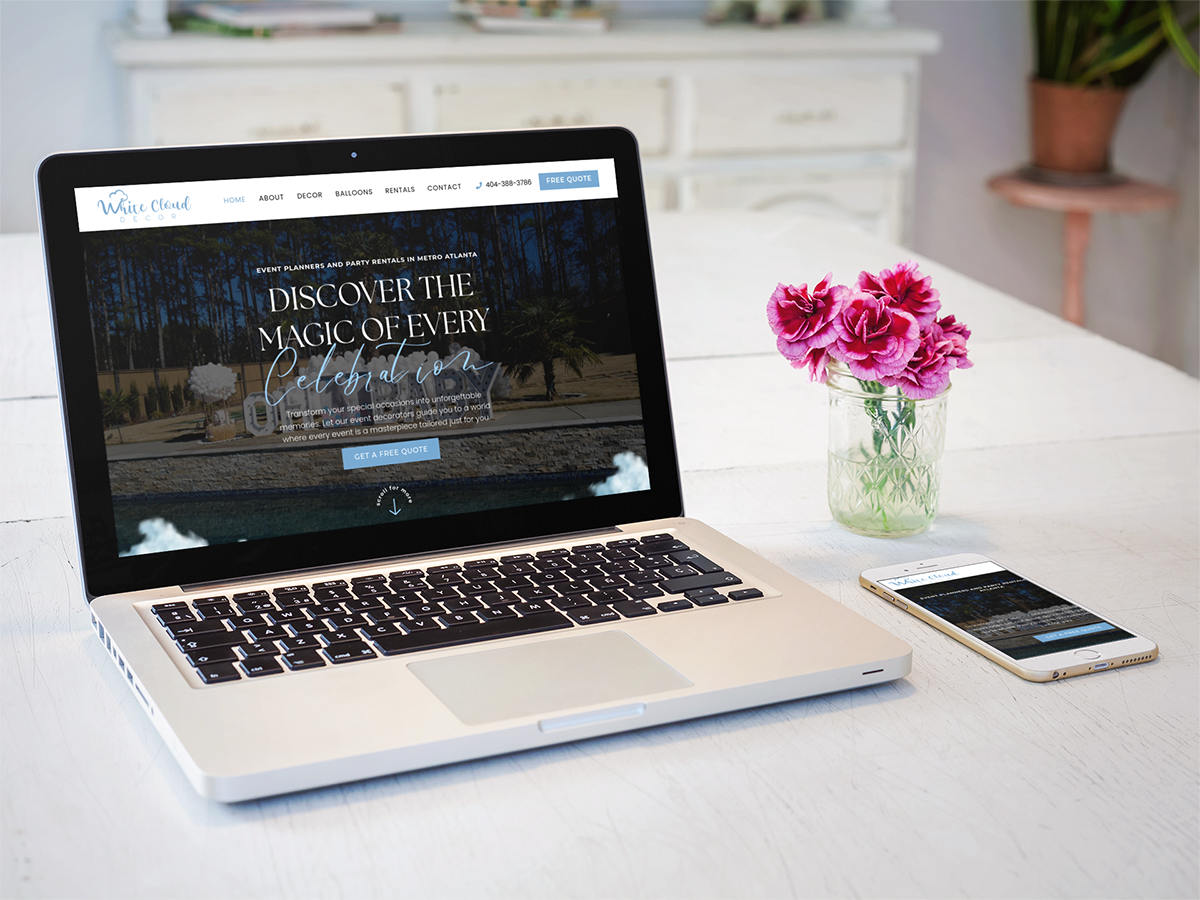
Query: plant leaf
1159 0 1200 74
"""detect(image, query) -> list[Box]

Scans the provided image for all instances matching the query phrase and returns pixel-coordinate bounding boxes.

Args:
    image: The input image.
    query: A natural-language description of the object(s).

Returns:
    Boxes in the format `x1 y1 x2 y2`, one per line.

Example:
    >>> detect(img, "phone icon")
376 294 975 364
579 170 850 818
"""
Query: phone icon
476 182 483 189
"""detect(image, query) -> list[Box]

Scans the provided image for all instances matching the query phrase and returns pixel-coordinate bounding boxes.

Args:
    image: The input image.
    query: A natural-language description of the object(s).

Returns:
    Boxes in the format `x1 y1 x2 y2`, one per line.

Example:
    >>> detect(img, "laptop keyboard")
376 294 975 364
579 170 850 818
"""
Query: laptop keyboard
148 534 765 685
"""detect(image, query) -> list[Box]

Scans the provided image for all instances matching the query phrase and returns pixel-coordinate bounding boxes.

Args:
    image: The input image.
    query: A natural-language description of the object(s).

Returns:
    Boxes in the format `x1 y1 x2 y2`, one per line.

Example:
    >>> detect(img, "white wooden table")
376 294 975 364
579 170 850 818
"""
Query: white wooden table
3 212 1197 898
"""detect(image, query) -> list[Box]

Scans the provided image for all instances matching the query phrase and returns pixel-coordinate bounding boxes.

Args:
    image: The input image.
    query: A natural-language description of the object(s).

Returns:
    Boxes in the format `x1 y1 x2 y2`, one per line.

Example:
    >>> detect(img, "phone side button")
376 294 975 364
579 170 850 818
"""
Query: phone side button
890 596 908 610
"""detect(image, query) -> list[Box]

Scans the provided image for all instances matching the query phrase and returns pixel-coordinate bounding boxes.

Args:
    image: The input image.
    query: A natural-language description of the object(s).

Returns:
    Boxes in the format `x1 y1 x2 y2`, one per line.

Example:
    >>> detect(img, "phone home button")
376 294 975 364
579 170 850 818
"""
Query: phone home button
1074 649 1102 660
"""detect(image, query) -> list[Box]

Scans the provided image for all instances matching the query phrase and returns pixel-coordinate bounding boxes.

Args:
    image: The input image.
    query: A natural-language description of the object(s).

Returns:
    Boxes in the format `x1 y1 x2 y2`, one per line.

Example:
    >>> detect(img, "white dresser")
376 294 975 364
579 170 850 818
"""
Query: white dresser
109 20 939 242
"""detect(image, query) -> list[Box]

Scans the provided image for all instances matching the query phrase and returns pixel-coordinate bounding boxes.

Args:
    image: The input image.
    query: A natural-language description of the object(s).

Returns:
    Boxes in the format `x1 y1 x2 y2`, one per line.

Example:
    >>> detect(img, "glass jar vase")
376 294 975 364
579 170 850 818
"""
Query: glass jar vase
826 360 950 537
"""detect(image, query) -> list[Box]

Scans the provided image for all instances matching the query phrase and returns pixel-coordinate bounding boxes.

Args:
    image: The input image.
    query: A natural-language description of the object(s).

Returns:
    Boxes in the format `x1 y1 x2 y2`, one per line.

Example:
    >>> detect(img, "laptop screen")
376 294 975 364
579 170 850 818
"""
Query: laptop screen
76 158 648 555
41 130 680 595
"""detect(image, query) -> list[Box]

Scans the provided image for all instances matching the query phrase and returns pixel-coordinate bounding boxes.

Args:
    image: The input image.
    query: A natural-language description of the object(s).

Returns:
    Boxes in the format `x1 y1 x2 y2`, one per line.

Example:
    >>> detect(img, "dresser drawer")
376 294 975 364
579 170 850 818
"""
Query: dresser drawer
689 170 904 240
144 81 407 146
693 73 909 156
434 78 669 155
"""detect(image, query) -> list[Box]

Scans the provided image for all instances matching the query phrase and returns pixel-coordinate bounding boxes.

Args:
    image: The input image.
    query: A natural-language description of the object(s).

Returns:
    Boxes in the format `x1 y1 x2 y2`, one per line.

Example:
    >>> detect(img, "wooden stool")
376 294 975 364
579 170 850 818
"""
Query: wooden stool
987 172 1177 326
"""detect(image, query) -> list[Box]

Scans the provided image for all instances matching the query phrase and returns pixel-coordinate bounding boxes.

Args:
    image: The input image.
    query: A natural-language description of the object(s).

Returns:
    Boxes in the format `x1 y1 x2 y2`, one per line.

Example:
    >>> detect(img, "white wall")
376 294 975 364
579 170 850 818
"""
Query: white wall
2 0 1196 374
893 0 1199 376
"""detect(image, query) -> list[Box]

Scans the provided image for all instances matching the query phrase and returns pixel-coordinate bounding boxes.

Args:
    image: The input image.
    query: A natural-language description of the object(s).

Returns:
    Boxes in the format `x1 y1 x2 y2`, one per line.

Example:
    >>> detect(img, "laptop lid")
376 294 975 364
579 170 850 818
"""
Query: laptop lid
38 127 683 601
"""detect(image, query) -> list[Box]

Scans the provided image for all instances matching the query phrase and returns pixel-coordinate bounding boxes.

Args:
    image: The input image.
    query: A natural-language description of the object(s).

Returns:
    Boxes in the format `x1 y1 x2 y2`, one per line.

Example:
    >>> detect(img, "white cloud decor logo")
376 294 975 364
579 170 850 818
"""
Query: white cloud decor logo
97 188 192 223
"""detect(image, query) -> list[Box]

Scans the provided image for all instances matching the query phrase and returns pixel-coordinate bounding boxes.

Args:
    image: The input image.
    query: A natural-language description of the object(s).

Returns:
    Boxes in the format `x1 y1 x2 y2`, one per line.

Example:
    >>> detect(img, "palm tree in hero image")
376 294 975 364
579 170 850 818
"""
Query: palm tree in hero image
503 296 601 401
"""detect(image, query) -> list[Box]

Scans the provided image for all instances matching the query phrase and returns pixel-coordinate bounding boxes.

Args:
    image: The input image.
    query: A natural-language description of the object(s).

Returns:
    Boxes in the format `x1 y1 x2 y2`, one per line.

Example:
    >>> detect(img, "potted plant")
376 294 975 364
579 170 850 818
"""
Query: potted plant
1030 0 1198 178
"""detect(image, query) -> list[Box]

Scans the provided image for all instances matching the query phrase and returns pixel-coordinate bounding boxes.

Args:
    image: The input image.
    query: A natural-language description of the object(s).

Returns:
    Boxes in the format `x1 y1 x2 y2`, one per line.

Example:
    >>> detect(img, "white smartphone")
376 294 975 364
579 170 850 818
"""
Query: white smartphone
860 553 1158 682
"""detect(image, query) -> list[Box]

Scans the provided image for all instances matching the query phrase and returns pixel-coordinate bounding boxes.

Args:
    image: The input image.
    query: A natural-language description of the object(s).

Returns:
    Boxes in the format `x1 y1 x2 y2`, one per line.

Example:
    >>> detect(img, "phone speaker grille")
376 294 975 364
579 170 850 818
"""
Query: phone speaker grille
1119 655 1153 665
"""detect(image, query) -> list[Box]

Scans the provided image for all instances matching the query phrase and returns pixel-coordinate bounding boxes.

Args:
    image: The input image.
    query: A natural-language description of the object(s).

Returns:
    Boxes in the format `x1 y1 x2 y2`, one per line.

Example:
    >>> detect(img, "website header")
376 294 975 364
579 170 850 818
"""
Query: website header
74 158 617 233
880 561 1004 589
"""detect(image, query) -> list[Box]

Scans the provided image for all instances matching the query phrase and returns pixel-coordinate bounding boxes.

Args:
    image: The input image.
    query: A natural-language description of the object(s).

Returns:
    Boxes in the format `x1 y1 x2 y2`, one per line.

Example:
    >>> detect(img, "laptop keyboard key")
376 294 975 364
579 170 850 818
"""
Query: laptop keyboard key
661 572 742 594
282 649 326 671
319 629 360 647
479 606 517 621
345 597 388 612
399 617 440 633
233 590 270 601
437 612 479 628
612 600 657 618
567 607 621 625
178 631 247 652
155 609 196 626
366 608 409 625
185 646 238 667
193 600 235 619
388 580 427 595
657 599 694 612
275 594 314 610
670 551 724 574
552 595 592 611
421 587 462 602
585 590 626 605
729 588 764 601
279 635 321 652
372 610 572 656
151 601 188 612
514 600 555 616
324 613 368 630
396 601 443 617
493 576 531 590
240 657 284 678
625 584 665 600
196 662 241 684
360 623 400 639
514 585 556 601
323 642 376 664
244 625 287 643
237 641 279 659
235 598 277 615
660 565 696 579
287 620 329 636
165 619 228 640
690 592 729 607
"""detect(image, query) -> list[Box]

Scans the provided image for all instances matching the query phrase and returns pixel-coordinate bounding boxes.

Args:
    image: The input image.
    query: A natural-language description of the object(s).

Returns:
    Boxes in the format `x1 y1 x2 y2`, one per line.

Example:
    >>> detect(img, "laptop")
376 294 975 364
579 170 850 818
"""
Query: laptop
37 126 911 802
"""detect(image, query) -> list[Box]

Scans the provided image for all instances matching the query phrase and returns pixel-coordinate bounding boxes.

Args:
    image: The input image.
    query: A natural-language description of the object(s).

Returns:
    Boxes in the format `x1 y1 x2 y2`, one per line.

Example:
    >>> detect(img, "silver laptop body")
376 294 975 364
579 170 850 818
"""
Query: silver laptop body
39 128 911 801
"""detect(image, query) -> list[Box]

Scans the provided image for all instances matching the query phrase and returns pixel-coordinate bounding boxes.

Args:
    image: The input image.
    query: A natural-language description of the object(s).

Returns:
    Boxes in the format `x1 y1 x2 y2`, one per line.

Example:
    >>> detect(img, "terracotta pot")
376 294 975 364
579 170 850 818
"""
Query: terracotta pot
1030 78 1128 174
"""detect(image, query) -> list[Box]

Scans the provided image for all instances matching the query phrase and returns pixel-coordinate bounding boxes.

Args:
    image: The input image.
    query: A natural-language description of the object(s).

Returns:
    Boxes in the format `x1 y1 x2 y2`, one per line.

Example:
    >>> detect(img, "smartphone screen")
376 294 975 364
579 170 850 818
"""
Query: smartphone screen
879 562 1135 661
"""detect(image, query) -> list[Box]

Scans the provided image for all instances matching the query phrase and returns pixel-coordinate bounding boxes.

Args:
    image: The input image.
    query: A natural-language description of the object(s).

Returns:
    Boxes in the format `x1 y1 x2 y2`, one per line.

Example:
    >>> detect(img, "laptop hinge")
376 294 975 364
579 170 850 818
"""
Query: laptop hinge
179 526 624 593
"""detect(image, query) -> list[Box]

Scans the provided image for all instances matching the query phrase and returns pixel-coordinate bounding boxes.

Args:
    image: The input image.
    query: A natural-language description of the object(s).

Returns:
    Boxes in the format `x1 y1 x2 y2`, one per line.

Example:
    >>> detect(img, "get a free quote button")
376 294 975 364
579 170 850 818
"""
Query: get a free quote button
341 438 440 470
538 170 599 191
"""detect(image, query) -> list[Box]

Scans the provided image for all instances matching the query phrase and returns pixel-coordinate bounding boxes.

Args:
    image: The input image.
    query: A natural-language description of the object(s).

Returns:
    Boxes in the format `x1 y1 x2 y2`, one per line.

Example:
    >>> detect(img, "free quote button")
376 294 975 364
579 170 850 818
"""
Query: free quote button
538 170 599 191
342 439 440 471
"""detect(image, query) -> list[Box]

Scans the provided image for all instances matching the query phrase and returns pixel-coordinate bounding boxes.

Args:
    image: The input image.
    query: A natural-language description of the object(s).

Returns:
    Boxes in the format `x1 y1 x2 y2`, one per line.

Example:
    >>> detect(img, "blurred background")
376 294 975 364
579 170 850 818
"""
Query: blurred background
2 0 1196 375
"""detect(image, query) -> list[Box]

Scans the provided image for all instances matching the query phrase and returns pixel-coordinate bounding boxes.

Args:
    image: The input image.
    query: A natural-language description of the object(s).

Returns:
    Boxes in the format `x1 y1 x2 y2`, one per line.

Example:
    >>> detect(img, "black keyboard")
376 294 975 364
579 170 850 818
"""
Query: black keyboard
149 534 765 685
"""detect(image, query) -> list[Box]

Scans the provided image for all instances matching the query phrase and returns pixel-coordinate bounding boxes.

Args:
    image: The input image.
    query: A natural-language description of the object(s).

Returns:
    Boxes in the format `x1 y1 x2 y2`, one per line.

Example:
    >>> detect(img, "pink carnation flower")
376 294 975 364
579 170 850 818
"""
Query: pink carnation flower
880 321 954 399
936 314 972 369
857 261 941 329
785 345 830 383
830 287 921 381
766 275 842 366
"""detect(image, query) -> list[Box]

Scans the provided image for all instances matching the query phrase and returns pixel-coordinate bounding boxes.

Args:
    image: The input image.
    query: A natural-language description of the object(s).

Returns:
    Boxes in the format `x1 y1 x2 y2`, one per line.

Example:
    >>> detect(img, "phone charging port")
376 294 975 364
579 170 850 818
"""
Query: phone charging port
1093 662 1110 669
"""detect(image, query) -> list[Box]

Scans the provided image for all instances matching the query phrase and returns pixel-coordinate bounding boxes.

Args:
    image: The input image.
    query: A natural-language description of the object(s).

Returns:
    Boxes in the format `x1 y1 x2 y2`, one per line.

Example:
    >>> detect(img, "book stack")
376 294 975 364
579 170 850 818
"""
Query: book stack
174 3 398 37
453 1 611 34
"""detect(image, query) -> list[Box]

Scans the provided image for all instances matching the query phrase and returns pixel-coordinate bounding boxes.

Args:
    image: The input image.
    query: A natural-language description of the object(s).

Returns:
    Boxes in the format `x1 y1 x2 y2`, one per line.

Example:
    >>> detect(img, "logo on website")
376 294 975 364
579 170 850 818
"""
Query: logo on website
97 188 192 223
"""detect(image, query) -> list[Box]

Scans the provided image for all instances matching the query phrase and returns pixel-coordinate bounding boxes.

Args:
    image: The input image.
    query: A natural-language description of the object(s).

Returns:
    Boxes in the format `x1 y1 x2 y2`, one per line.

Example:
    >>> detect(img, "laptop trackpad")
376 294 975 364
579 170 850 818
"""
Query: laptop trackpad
407 631 693 726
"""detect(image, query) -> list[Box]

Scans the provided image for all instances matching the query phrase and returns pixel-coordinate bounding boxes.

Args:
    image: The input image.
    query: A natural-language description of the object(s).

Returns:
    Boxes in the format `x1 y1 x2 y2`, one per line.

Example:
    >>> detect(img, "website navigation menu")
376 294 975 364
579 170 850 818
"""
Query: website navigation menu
75 159 617 232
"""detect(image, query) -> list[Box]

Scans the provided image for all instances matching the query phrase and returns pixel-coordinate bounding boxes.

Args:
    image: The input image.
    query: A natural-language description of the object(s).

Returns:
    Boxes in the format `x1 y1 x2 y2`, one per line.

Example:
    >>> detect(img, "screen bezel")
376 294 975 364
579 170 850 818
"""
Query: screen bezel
38 127 683 600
